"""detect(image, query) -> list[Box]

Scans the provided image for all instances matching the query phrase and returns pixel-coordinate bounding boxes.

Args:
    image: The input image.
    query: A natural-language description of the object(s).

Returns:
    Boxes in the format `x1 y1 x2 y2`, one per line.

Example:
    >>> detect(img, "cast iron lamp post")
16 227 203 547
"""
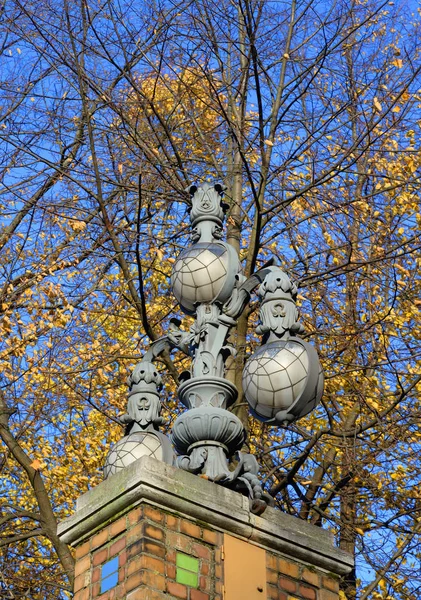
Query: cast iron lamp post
104 183 324 514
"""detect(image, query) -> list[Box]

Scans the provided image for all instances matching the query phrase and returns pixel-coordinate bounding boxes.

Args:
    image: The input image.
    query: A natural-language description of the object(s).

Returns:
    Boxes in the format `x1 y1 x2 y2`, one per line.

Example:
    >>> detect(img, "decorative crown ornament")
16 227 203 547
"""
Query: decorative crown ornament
103 181 324 515
103 358 174 479
255 270 304 341
188 183 228 231
127 361 162 398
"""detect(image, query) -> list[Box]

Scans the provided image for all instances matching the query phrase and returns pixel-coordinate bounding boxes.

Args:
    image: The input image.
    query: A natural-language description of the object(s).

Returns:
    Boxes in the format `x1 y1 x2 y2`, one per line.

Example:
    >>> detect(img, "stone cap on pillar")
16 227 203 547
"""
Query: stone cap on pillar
57 456 353 577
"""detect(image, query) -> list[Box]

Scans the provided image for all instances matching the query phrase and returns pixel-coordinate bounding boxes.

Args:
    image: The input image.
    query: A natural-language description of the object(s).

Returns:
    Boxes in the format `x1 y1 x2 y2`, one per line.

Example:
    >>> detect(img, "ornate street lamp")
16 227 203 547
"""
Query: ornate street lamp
104 183 324 513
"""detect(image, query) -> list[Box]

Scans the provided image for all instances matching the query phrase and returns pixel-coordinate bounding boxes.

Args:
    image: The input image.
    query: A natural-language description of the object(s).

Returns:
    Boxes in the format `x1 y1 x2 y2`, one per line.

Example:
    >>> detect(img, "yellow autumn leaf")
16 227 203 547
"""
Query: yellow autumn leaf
392 58 403 68
30 459 42 471
373 97 382 112
70 220 86 232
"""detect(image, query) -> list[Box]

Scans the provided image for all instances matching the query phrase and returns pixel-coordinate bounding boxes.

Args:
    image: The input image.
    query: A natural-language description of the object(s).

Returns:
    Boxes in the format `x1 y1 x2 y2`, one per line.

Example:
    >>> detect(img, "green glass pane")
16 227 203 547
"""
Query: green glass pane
176 568 199 588
176 553 199 573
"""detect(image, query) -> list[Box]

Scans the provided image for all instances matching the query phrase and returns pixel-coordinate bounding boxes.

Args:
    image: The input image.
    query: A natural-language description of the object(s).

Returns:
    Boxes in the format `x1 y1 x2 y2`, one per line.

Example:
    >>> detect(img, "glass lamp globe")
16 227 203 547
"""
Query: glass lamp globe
171 242 239 314
242 339 324 424
103 431 172 479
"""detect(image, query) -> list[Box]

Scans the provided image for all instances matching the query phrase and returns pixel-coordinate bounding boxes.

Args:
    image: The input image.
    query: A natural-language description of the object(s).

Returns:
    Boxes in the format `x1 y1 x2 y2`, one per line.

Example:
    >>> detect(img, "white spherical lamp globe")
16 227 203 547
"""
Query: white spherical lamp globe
171 241 239 314
242 339 323 424
103 431 173 478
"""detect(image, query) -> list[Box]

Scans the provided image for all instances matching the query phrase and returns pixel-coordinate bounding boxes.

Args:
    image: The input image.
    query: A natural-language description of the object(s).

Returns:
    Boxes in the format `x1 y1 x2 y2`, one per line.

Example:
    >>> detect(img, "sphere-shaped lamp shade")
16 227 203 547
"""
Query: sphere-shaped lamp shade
171 242 239 314
103 431 174 479
242 339 324 424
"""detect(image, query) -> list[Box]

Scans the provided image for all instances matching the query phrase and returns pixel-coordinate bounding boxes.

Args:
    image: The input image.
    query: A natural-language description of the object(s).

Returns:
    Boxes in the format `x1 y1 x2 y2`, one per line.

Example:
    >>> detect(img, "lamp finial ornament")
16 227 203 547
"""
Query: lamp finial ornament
188 183 228 242
256 269 305 342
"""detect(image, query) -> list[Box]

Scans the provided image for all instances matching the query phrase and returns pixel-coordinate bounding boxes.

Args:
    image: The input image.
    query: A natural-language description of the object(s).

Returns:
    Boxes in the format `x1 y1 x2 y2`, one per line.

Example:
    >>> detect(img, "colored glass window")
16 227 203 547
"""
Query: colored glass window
101 556 119 593
176 553 199 588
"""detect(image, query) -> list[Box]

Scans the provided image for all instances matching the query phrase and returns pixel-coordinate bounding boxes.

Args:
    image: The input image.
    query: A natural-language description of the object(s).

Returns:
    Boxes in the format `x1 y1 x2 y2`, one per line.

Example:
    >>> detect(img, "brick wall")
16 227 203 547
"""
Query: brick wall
266 552 340 600
72 502 341 600
73 503 223 600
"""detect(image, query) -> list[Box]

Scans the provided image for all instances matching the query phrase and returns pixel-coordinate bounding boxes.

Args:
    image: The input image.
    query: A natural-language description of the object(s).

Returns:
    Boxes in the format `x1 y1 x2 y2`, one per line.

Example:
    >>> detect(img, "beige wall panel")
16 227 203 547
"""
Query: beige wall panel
224 533 267 599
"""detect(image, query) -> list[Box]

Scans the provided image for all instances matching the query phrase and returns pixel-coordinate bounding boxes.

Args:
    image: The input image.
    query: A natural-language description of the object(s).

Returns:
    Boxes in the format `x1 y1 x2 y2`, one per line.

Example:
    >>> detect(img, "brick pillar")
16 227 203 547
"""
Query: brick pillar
58 457 353 600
